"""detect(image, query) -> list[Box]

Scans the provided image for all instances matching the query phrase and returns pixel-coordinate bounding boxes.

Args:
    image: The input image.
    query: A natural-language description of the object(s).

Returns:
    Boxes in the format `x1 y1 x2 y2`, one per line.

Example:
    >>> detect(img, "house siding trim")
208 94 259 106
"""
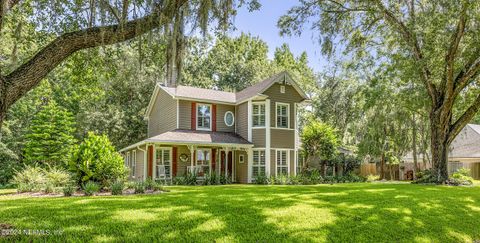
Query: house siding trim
265 99 271 176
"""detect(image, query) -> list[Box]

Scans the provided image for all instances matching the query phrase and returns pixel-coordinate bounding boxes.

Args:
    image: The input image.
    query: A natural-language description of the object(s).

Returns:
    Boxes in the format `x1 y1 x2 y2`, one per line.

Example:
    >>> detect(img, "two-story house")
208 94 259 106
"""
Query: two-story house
120 71 308 183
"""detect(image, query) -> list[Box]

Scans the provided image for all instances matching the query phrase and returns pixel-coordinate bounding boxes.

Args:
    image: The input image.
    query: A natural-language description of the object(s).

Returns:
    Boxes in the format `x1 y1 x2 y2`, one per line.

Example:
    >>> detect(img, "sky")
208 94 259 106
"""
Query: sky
230 0 328 73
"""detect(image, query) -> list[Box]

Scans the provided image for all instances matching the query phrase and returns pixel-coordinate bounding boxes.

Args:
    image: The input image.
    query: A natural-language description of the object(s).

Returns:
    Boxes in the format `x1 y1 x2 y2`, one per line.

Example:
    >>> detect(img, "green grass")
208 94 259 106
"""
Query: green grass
0 183 479 242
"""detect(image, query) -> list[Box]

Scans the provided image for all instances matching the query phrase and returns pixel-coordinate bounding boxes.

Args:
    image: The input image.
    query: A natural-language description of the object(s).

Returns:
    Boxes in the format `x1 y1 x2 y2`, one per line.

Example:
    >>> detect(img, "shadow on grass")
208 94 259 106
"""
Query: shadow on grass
0 184 479 242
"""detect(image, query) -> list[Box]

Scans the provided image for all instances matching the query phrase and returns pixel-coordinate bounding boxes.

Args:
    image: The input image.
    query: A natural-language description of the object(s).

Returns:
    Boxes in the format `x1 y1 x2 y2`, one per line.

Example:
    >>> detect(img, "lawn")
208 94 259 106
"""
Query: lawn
0 183 479 242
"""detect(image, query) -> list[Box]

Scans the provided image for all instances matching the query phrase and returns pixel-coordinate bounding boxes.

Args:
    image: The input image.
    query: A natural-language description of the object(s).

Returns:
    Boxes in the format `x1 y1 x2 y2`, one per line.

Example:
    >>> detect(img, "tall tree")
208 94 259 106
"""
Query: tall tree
24 100 76 167
279 0 480 182
0 0 256 128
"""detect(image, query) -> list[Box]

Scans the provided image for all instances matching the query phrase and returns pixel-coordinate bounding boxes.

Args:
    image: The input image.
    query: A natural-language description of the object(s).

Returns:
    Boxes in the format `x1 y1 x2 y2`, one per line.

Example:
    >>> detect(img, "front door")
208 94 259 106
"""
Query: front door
220 151 233 176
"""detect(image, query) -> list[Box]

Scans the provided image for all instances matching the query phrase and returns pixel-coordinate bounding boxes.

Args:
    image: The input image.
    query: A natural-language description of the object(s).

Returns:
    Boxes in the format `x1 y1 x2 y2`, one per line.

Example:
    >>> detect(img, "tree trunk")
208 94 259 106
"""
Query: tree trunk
389 164 393 180
412 113 418 180
380 152 385 180
430 109 451 183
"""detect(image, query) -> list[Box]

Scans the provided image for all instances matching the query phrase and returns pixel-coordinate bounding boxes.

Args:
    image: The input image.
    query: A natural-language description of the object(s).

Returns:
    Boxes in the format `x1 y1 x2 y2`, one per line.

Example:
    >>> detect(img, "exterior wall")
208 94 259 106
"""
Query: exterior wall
271 129 295 148
216 104 235 132
252 129 266 147
236 102 248 140
148 88 177 137
236 150 248 183
178 100 191 130
176 145 191 176
123 146 146 181
263 83 303 131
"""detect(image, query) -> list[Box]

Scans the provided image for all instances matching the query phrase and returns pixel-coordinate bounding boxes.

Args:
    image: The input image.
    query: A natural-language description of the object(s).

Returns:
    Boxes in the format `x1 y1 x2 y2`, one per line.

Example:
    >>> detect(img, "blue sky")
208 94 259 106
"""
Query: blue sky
231 0 328 72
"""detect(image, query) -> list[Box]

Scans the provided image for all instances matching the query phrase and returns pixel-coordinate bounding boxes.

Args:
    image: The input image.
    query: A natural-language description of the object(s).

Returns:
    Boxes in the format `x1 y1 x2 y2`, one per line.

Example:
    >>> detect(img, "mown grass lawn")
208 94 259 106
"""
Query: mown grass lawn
0 183 479 242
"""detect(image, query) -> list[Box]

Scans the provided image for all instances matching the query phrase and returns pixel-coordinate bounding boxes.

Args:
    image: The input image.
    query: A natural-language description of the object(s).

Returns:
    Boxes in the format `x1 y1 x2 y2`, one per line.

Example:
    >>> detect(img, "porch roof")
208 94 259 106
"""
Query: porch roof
120 129 253 152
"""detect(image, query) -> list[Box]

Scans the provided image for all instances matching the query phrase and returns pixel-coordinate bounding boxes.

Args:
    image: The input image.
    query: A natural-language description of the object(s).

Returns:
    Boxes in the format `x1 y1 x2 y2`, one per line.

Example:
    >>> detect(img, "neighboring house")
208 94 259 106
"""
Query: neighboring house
403 123 480 179
120 71 308 183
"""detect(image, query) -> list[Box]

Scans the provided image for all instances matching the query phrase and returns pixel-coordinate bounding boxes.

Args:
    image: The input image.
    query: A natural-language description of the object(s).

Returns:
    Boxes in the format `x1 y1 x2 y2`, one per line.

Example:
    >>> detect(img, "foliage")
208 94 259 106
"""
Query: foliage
253 175 269 185
23 101 76 167
144 178 155 190
44 182 54 194
44 167 72 187
413 169 437 184
63 184 76 197
366 174 380 182
69 132 126 188
134 182 146 194
301 120 339 168
83 181 100 196
11 165 46 192
111 181 124 195
447 169 473 186
174 172 197 186
152 182 164 192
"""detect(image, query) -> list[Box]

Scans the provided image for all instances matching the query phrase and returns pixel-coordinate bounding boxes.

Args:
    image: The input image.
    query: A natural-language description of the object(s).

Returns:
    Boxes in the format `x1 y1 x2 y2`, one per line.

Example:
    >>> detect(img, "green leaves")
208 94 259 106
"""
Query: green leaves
69 132 126 187
24 100 76 167
301 120 339 161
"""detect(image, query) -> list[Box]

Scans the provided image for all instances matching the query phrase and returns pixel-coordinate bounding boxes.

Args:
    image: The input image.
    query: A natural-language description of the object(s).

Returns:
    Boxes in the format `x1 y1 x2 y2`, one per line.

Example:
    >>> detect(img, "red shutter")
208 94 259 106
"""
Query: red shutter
172 147 178 177
147 145 153 178
212 148 216 172
191 102 196 130
212 104 217 132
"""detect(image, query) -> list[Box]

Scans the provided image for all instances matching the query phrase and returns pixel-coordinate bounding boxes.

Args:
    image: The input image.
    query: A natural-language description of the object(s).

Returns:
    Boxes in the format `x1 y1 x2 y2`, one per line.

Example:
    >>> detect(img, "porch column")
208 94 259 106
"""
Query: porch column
247 148 253 183
225 147 230 177
188 145 195 172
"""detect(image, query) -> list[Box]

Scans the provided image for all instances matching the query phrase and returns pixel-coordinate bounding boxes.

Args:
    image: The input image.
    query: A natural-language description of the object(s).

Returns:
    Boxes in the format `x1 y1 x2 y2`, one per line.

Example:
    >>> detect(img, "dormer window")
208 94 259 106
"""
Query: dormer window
197 103 211 130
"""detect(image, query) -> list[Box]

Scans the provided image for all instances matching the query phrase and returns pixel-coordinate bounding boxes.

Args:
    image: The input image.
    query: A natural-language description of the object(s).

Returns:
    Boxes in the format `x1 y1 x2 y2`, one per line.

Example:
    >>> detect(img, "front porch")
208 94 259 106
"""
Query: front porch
147 144 251 183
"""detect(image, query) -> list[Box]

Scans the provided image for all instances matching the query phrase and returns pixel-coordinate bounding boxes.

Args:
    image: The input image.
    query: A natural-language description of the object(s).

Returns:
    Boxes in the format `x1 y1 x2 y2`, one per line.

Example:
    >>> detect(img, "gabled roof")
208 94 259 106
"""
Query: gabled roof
120 129 253 152
144 71 309 119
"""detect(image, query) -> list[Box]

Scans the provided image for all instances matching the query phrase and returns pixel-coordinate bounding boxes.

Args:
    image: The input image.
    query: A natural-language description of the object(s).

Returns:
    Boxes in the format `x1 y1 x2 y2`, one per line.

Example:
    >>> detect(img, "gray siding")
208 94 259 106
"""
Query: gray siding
263 83 303 130
216 104 235 132
236 102 248 140
252 128 266 147
124 146 146 181
148 88 177 137
178 100 191 130
271 129 295 148
236 150 248 183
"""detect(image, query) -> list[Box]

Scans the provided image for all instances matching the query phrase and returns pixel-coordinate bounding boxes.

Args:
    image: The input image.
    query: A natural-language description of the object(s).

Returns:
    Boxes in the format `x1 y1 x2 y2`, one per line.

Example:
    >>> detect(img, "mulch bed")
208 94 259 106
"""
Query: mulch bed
1 189 166 198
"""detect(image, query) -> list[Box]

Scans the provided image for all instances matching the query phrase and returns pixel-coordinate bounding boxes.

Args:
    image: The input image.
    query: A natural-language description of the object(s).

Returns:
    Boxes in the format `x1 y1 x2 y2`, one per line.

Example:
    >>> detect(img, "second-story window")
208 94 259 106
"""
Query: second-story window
197 104 211 130
276 103 289 128
252 103 265 127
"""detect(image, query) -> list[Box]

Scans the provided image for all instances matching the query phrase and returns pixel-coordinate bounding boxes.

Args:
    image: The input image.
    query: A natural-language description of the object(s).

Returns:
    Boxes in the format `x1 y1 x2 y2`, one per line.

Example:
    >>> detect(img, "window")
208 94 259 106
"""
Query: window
276 103 289 128
197 104 211 130
239 154 245 164
280 85 285 93
196 149 211 175
276 150 288 176
131 150 137 177
252 103 265 127
156 148 172 178
252 150 266 177
224 111 235 127
125 152 131 168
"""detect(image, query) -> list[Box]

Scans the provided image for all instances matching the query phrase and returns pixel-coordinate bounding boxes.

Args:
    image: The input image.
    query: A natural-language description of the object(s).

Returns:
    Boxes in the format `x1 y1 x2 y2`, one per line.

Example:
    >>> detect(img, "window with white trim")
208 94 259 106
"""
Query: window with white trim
131 150 137 177
196 149 211 175
252 103 265 127
156 148 172 178
197 104 211 130
125 152 130 167
276 103 289 128
276 150 288 175
252 150 266 177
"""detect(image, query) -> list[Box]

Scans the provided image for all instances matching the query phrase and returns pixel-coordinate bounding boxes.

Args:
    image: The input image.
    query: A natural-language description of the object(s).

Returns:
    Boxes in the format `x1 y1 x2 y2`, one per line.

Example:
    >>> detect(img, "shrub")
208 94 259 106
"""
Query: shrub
69 132 127 188
44 183 54 194
134 182 145 194
12 166 46 192
111 181 124 195
413 169 437 184
63 184 76 197
366 174 380 182
448 169 473 186
253 175 268 185
219 174 231 185
145 178 155 190
45 167 71 187
203 172 218 185
83 181 100 196
152 182 164 191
